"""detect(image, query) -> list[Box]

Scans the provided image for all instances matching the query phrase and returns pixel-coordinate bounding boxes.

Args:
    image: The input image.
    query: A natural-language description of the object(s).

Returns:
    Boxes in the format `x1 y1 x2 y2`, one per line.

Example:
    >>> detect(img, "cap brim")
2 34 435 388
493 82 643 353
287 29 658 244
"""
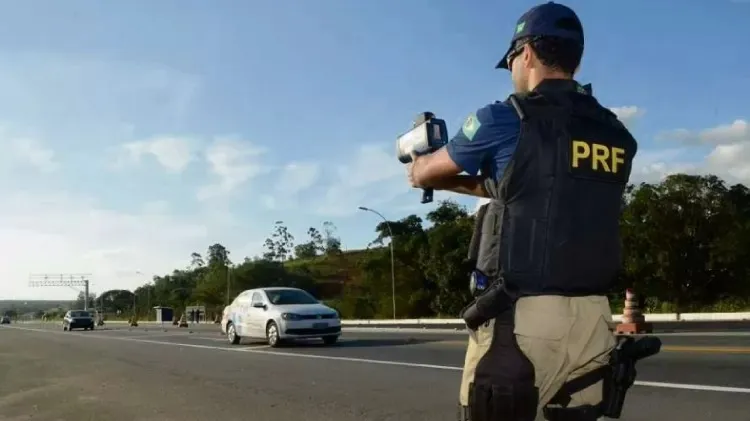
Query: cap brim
495 47 512 70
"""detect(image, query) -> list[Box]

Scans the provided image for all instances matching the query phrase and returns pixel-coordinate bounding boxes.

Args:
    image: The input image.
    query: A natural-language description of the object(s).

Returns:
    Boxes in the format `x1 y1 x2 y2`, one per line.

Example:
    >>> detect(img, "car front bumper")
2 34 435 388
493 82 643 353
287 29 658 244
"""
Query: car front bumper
67 320 95 328
279 319 341 338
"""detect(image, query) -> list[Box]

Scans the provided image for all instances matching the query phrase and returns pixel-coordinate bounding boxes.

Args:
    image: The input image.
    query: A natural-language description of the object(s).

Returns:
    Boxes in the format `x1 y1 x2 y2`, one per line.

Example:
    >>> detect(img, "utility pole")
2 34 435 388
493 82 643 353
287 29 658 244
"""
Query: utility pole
29 274 92 310
136 271 152 321
358 206 397 319
225 264 231 306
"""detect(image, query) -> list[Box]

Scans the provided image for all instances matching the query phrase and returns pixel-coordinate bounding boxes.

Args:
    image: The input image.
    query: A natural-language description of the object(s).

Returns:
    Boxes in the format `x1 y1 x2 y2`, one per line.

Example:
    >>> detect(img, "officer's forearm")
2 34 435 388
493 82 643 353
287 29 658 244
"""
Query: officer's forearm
431 175 490 198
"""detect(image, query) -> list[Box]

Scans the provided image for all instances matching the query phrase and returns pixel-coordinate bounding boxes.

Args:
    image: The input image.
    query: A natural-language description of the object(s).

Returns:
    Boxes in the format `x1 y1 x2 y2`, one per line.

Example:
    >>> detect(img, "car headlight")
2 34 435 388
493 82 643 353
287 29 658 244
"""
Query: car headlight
281 313 303 321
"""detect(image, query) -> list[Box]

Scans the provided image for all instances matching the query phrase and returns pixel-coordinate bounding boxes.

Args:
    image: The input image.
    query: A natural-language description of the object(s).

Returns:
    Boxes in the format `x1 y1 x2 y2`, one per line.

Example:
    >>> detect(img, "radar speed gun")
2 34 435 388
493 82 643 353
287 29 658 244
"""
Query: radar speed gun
396 112 449 204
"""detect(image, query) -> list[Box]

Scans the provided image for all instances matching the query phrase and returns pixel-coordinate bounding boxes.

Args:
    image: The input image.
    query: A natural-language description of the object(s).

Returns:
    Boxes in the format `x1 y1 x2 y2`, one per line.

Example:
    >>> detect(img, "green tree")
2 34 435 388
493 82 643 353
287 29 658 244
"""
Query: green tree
193 244 232 310
73 291 97 310
121 174 750 321
322 221 342 255
422 200 474 316
294 227 325 259
264 221 295 262
620 175 743 312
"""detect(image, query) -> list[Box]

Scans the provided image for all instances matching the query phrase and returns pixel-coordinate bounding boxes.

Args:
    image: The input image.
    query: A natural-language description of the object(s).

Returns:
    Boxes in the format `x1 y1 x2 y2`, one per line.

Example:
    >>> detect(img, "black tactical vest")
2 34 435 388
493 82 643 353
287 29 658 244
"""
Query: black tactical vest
478 79 637 297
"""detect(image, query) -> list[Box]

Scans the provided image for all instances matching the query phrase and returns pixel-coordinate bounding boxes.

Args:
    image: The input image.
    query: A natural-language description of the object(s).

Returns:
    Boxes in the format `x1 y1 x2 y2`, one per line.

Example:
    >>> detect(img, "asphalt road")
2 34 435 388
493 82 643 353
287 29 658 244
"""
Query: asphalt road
1 323 749 421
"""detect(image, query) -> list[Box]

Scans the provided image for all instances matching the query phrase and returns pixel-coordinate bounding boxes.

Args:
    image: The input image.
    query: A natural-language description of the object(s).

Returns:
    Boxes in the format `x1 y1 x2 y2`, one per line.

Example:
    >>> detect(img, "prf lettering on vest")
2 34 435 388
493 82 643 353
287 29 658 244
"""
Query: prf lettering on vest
571 140 625 174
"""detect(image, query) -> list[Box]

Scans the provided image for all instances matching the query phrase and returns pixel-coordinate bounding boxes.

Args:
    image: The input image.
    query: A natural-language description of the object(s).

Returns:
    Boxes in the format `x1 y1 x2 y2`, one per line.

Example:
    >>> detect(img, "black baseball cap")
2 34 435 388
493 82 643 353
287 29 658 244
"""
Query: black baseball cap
496 2 584 69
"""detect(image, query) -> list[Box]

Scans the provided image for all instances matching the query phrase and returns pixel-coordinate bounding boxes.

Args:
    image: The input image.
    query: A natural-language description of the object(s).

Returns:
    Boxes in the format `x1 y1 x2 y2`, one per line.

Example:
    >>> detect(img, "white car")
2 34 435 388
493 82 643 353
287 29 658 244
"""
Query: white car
221 287 341 347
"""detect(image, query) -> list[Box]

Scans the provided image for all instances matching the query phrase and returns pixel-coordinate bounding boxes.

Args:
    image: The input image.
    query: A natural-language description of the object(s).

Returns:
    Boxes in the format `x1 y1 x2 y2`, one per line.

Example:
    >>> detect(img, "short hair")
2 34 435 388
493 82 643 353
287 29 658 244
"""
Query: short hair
528 36 583 75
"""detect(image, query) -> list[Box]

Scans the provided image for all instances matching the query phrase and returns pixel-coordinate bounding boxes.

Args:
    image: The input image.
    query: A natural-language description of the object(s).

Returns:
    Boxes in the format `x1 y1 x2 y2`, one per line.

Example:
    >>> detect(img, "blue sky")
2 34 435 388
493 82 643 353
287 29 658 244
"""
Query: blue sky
1 0 749 299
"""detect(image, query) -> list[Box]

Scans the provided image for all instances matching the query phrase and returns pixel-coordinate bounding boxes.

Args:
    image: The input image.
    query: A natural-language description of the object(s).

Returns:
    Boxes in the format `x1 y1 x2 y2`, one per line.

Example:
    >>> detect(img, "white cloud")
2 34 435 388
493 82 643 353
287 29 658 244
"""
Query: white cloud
634 119 750 185
610 106 646 129
705 141 750 181
312 144 408 217
120 136 194 173
0 191 204 299
656 119 749 146
258 162 322 211
275 162 321 195
0 190 267 299
10 137 59 173
197 137 269 200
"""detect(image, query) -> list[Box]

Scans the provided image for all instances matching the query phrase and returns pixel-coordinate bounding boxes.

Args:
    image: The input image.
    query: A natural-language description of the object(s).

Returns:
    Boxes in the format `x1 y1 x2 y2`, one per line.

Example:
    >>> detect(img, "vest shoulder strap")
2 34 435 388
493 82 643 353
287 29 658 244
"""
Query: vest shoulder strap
505 91 567 122
506 91 627 132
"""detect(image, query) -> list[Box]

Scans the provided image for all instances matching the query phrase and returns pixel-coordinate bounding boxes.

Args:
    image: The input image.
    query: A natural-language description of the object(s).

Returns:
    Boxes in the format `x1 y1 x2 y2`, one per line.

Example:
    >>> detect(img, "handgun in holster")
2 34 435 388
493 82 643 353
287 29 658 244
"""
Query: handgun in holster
545 335 662 419
600 335 662 418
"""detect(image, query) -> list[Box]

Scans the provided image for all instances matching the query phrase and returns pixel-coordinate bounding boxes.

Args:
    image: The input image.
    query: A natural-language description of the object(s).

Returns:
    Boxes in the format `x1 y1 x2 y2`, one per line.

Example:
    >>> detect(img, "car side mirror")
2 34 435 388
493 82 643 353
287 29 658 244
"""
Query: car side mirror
252 302 266 309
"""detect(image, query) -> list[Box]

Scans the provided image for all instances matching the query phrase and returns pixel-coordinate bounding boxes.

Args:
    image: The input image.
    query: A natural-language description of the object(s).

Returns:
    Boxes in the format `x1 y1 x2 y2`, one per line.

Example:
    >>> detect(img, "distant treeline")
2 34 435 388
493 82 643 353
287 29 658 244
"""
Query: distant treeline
12 173 750 321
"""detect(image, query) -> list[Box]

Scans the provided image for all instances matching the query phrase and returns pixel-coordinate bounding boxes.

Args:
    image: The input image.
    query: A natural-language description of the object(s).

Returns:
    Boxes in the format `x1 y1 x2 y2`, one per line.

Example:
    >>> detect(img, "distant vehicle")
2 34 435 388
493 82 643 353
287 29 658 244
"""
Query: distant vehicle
221 287 341 347
0 315 10 324
62 310 95 331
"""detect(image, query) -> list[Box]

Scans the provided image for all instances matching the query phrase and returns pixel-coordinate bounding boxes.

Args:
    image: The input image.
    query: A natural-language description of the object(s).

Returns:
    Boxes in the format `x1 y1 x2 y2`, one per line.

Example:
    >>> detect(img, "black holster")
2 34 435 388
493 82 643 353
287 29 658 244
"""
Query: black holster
600 335 662 418
546 335 662 420
460 281 517 331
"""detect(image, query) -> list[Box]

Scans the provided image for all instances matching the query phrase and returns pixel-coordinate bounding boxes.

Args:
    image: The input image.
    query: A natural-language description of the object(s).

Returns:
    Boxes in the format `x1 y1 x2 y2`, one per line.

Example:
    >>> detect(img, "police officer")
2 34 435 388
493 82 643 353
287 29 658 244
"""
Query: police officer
406 2 638 420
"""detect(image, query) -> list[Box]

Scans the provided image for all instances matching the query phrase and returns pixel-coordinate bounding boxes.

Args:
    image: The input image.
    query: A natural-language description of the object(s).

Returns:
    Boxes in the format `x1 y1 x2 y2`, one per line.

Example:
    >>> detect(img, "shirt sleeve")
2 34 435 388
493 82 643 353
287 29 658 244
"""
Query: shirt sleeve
445 103 520 178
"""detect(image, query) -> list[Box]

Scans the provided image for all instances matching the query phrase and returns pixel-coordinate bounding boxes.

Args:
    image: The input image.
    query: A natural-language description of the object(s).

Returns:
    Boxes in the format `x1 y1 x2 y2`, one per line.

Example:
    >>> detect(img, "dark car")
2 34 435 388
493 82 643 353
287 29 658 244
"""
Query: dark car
0 316 10 324
63 310 95 331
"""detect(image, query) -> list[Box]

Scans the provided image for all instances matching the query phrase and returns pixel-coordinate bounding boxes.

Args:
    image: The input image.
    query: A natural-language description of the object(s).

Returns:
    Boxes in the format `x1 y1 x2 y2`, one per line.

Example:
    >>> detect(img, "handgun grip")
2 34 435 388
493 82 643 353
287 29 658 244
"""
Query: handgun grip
421 188 434 204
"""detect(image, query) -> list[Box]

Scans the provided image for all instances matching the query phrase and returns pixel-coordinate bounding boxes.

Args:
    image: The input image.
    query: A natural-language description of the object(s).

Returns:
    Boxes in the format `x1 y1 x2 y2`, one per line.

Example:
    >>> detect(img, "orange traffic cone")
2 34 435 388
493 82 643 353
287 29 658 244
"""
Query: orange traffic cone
615 289 652 335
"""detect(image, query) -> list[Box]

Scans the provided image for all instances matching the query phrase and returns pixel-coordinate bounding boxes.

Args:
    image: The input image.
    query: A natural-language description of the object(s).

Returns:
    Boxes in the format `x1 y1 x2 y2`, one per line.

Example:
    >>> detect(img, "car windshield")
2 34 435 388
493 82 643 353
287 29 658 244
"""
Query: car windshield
265 289 318 305
70 311 90 318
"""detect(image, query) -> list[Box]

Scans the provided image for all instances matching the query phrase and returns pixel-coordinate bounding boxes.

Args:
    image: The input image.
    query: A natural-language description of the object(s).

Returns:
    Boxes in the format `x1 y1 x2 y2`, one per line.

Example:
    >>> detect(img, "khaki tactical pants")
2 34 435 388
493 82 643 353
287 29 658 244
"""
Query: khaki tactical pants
459 295 615 420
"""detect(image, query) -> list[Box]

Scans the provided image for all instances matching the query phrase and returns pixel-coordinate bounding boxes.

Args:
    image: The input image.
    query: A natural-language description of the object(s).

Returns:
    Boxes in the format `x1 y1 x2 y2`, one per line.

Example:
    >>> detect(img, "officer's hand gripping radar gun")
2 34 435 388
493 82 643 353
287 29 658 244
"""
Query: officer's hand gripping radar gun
396 112 449 204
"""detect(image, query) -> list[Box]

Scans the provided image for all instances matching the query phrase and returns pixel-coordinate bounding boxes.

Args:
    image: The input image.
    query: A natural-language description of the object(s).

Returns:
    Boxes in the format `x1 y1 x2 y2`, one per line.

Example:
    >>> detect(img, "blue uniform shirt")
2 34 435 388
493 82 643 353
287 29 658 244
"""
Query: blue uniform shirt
445 102 520 182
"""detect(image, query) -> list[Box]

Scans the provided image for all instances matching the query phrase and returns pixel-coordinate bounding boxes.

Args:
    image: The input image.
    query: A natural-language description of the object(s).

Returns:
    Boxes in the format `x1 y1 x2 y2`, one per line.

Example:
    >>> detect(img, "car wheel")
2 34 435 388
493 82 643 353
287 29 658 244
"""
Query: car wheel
63 326 68 331
322 335 339 345
266 321 282 348
227 322 241 345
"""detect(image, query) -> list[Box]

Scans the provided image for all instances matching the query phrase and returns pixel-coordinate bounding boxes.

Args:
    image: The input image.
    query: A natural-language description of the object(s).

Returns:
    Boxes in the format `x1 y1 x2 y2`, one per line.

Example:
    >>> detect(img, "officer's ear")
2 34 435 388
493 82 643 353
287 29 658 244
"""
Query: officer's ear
521 43 535 69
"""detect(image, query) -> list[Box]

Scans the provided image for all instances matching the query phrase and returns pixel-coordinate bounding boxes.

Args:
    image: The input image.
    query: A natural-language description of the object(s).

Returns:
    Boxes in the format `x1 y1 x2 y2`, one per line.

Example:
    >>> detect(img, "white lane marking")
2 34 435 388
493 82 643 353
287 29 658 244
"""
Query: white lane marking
650 332 750 337
187 335 270 346
189 336 230 342
6 326 750 394
116 333 194 340
344 328 750 337
91 329 174 335
633 381 750 394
